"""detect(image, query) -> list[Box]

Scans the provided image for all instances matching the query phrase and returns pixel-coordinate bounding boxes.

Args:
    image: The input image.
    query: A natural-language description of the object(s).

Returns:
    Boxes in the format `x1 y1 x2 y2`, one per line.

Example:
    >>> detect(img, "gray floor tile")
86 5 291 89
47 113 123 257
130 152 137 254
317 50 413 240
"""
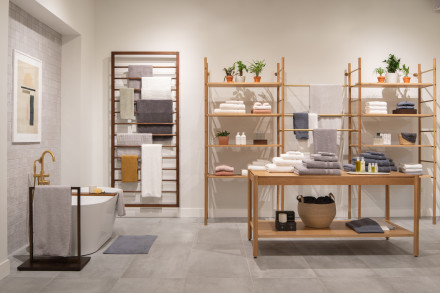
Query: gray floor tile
304 254 369 269
253 278 326 293
385 276 439 293
184 277 253 293
247 256 315 278
109 278 185 293
38 278 117 293
320 277 397 293
0 277 52 293
196 227 243 247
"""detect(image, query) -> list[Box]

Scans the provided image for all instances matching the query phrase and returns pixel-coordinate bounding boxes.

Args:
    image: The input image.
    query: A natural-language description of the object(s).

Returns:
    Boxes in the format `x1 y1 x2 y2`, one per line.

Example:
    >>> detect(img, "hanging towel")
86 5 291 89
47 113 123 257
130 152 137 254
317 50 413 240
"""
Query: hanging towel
309 85 343 131
313 129 337 154
293 112 309 139
136 100 173 138
119 88 135 120
307 113 318 147
141 77 172 100
80 187 126 216
121 155 138 182
34 185 72 256
141 144 162 198
128 65 153 99
117 133 153 156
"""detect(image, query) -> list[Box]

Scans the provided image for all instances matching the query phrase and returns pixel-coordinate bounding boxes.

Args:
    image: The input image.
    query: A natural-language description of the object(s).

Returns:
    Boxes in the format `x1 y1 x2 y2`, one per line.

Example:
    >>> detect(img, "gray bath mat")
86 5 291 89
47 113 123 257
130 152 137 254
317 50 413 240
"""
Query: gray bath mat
103 235 157 254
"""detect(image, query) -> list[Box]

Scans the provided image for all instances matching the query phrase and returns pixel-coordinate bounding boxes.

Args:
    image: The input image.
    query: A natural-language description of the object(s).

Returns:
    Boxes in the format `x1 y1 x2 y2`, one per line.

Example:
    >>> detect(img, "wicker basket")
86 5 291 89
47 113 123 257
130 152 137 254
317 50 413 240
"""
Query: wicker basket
297 194 336 228
398 134 415 145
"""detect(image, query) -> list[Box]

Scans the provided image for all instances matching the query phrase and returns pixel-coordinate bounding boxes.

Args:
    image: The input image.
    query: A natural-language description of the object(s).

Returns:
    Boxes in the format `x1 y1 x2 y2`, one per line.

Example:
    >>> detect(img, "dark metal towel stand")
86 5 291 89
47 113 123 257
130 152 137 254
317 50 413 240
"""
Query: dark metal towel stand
18 187 91 271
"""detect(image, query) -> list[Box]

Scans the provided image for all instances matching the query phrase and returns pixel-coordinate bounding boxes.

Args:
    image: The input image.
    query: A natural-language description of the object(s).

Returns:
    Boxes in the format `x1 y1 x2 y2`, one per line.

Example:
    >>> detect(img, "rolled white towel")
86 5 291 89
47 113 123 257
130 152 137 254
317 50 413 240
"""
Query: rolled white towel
220 103 245 110
253 105 271 110
253 102 262 107
265 163 294 173
262 102 270 107
272 157 302 167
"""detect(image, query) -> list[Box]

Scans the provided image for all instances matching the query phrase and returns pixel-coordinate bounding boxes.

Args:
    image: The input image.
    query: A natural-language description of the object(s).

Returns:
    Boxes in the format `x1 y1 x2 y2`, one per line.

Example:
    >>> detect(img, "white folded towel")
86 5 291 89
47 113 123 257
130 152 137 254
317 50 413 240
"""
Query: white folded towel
253 105 271 110
214 109 246 114
366 110 387 114
273 157 303 167
253 102 262 107
141 77 172 100
220 103 246 110
366 101 387 106
227 100 244 104
266 163 294 173
247 165 266 171
287 151 303 155
251 159 271 166
400 164 423 169
281 153 305 160
141 144 162 197
262 102 270 107
366 106 387 110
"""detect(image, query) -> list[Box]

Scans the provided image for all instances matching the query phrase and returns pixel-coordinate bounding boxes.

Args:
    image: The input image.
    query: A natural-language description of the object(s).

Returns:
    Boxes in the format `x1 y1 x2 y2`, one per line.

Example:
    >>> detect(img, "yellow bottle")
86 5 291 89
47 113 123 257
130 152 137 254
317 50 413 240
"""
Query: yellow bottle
356 157 361 172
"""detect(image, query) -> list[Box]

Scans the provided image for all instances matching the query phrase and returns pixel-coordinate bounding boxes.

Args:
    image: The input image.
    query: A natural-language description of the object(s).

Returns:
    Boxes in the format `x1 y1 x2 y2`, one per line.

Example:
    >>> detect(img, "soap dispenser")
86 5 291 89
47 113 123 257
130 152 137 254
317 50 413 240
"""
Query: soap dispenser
241 132 246 145
236 132 241 145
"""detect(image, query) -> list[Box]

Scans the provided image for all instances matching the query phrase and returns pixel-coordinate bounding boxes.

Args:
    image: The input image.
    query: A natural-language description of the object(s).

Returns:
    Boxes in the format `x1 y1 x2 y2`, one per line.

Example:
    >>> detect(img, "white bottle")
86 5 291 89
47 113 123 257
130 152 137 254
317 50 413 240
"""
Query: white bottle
241 132 246 145
236 132 241 145
375 163 379 173
360 157 365 172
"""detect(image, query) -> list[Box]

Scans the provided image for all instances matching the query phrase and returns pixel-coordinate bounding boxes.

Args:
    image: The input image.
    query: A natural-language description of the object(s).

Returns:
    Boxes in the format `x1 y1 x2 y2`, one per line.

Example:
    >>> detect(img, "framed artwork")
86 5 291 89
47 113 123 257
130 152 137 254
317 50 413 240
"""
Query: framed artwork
12 50 42 143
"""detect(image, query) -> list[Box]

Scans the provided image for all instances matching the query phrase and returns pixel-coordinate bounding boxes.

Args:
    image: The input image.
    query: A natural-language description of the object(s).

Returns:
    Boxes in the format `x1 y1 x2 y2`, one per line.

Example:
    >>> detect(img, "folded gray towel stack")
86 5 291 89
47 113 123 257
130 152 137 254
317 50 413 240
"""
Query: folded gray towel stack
396 101 415 110
346 151 397 172
295 153 341 175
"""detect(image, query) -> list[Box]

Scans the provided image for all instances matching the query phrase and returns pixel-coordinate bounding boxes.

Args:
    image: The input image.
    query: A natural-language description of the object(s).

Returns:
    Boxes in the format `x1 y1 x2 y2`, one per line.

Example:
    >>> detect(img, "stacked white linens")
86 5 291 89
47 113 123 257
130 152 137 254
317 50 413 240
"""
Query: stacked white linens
215 100 246 114
399 163 423 175
280 151 305 160
365 101 387 114
248 159 270 170
266 151 305 173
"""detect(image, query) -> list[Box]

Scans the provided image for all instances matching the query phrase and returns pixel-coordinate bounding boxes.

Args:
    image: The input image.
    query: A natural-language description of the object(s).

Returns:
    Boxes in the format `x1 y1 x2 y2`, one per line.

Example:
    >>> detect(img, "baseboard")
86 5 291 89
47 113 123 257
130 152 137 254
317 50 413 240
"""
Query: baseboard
121 207 274 218
0 258 10 280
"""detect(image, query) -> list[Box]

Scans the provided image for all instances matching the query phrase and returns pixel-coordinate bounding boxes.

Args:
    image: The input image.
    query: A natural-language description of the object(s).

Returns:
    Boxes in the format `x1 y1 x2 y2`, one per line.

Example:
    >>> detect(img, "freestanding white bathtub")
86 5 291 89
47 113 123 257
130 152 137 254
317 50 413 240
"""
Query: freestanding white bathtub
70 188 120 255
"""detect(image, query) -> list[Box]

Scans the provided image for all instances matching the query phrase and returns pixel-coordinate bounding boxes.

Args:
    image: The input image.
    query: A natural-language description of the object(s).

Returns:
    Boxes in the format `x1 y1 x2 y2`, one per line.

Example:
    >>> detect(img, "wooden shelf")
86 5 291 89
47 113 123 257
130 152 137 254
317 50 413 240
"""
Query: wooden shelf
207 113 280 117
350 144 433 148
207 144 281 148
207 82 282 88
207 174 247 178
362 114 433 118
351 82 433 88
252 220 413 239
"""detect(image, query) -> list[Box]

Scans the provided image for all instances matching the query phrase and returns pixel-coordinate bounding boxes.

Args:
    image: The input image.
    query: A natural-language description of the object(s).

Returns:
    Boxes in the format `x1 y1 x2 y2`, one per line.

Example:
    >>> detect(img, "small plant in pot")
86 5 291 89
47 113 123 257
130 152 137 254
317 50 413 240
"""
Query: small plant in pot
248 60 266 82
375 67 386 83
216 130 230 145
401 64 411 83
235 60 247 82
223 63 236 83
383 54 401 83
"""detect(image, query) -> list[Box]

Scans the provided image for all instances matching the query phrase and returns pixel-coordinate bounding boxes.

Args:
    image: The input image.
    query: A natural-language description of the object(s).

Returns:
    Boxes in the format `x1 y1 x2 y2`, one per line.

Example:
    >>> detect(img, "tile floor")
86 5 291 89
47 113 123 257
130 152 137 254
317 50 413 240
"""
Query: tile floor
1 217 440 293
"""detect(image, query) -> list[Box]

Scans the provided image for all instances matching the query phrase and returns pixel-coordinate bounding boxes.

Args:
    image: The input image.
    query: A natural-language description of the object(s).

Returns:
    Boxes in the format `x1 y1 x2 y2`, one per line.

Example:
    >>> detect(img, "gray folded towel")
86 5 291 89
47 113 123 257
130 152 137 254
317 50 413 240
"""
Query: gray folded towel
346 218 384 233
313 129 337 154
303 159 341 169
34 186 72 256
360 153 387 160
396 105 415 109
401 132 417 143
367 151 385 156
397 101 415 107
136 100 173 138
343 164 355 171
293 112 309 140
294 165 341 175
318 152 336 156
314 155 338 162
128 65 153 99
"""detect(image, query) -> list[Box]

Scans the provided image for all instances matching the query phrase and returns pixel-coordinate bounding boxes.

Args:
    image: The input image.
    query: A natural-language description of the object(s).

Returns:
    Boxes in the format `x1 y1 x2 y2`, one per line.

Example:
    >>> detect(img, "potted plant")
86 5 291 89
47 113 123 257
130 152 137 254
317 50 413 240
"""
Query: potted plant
223 63 235 83
216 130 230 145
375 67 386 83
383 54 401 83
402 64 411 83
248 60 266 82
235 60 247 82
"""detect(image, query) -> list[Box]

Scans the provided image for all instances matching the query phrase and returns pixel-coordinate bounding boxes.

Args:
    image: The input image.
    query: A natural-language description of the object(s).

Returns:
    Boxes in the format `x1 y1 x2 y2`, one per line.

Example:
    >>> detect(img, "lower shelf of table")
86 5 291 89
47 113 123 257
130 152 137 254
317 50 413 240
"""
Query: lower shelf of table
250 220 413 238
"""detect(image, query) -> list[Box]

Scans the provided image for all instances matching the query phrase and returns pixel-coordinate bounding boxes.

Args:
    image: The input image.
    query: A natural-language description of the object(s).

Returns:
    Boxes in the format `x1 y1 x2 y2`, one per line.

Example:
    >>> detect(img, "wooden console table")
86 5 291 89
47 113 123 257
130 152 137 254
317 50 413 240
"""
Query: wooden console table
247 170 421 258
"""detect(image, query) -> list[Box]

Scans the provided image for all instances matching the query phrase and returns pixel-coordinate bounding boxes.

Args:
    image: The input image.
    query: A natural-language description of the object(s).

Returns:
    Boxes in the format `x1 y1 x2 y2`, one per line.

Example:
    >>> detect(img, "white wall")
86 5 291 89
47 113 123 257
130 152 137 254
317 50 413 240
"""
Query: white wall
94 0 440 218
0 0 10 281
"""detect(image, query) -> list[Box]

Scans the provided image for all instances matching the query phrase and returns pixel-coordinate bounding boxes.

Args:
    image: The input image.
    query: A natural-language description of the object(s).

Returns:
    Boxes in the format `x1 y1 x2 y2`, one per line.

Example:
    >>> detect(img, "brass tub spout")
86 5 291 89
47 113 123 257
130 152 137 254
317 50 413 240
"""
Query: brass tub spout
33 150 55 186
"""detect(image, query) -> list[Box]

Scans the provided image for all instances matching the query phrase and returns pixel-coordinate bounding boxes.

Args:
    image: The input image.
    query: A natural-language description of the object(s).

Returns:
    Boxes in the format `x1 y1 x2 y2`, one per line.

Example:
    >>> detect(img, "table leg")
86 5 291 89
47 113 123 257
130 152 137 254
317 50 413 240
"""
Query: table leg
414 176 420 257
348 185 352 219
253 177 259 258
358 185 362 219
248 176 252 241
385 185 390 240
281 185 285 211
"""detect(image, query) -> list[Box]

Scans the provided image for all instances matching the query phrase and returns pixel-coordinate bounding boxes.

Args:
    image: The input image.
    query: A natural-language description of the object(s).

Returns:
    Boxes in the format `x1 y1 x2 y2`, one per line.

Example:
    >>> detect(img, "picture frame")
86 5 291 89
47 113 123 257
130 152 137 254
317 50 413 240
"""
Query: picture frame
12 49 42 143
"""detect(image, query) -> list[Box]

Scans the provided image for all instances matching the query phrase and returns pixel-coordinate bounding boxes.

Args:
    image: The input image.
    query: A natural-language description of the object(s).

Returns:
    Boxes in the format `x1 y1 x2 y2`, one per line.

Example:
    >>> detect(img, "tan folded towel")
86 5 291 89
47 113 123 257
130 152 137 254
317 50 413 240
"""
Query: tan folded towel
121 155 138 182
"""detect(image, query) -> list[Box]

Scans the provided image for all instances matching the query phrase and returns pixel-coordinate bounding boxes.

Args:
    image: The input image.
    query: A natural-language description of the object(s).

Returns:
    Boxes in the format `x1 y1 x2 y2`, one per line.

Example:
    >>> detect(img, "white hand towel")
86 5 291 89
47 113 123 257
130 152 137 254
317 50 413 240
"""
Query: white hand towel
34 185 72 256
366 110 388 114
273 157 302 167
366 101 387 106
366 106 387 110
281 153 304 160
220 103 246 110
253 102 262 107
266 163 294 173
247 165 266 171
141 77 172 100
226 100 244 104
142 144 162 197
308 113 318 147
214 109 246 114
253 105 272 110
400 164 423 169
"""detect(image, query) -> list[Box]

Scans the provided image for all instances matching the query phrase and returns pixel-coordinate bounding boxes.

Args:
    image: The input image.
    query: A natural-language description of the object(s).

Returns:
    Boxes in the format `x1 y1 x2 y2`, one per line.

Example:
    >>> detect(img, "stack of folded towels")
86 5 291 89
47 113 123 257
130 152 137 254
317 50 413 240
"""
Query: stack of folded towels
395 101 415 110
214 100 245 114
215 165 235 176
343 151 398 172
252 102 271 114
294 152 342 175
248 159 271 171
365 101 387 114
399 163 423 175
265 151 305 173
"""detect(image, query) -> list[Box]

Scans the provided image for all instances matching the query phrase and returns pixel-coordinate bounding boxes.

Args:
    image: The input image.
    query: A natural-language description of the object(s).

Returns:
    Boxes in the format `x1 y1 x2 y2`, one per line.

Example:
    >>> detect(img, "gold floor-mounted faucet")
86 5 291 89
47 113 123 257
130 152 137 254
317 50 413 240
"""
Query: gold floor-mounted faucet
33 150 55 186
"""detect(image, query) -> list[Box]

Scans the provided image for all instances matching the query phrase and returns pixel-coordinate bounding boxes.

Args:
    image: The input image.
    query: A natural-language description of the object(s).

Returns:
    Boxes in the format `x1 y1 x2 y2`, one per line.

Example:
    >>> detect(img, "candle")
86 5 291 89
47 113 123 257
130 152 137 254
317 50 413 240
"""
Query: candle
279 213 287 223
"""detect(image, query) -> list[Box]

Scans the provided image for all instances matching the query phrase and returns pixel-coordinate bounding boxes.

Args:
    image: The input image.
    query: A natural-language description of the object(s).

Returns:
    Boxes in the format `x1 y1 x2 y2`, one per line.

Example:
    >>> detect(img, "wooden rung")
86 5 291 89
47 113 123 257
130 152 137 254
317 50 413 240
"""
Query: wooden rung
114 77 176 80
116 190 176 193
114 168 176 171
283 129 357 132
421 100 434 103
114 156 176 159
287 114 354 117
114 111 177 114
420 130 435 132
114 99 177 102
114 145 177 148
114 89 177 92
115 122 176 125
114 179 177 182
420 160 434 163
114 66 176 69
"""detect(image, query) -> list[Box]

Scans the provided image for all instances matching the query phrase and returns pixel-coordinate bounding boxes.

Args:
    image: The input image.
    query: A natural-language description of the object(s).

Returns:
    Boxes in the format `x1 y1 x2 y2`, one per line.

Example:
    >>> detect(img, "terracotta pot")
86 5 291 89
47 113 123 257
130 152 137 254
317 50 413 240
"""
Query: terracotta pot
403 76 411 84
254 76 261 82
235 76 246 82
377 76 386 83
225 76 234 83
218 136 229 145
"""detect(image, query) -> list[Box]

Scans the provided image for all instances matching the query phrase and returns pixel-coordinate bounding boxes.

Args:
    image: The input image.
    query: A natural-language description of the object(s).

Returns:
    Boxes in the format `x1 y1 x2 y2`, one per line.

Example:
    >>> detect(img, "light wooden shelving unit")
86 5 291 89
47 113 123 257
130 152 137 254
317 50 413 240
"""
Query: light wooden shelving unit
346 57 437 223
204 57 285 225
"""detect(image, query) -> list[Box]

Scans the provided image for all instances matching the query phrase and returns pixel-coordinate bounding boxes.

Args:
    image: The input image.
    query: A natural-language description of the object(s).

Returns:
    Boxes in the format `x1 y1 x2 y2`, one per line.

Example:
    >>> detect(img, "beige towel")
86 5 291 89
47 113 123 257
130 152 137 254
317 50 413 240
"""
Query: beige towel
119 88 135 120
34 186 72 256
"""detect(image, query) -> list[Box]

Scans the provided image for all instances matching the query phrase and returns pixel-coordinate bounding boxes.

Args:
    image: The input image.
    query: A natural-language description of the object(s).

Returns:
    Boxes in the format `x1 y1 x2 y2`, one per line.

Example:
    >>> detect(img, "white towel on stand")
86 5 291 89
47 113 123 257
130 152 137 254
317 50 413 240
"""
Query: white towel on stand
141 77 171 100
142 144 162 197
